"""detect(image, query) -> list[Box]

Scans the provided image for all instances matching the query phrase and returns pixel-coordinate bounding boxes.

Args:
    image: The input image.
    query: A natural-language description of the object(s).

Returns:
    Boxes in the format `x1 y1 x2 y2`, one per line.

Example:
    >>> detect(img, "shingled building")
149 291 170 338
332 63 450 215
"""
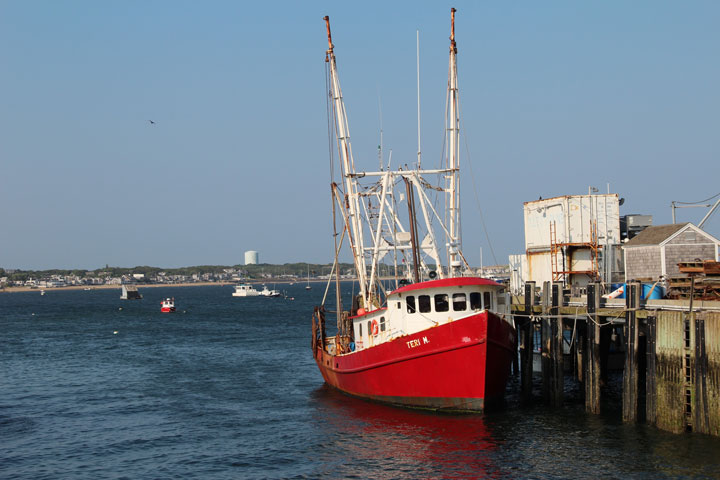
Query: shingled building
623 222 720 281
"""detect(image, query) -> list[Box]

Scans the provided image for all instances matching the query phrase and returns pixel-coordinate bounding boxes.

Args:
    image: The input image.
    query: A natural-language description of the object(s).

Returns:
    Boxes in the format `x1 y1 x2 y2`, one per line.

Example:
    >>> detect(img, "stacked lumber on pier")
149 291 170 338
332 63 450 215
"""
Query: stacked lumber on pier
666 261 720 300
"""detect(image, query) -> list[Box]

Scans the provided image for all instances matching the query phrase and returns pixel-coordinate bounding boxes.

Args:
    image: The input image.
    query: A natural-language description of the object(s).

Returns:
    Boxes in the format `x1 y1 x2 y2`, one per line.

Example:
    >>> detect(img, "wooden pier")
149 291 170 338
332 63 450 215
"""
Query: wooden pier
511 281 720 436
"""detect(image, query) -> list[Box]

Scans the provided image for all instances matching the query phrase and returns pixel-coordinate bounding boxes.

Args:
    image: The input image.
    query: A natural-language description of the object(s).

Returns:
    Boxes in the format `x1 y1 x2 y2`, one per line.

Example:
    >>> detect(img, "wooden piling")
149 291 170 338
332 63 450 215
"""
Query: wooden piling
623 282 641 422
646 313 657 426
549 282 564 407
694 312 710 434
656 310 685 433
512 316 520 377
520 282 535 400
704 312 720 436
541 281 552 404
653 310 720 435
585 283 601 414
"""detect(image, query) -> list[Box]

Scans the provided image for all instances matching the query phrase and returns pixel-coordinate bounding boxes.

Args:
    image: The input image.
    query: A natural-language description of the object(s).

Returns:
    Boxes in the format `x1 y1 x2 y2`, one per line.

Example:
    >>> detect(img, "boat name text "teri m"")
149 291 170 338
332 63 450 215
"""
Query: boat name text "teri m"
407 337 430 349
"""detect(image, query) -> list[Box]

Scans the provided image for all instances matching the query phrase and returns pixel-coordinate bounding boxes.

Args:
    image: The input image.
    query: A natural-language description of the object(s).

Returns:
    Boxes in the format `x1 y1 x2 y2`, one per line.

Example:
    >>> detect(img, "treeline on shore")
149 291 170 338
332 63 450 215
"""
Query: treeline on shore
0 263 362 282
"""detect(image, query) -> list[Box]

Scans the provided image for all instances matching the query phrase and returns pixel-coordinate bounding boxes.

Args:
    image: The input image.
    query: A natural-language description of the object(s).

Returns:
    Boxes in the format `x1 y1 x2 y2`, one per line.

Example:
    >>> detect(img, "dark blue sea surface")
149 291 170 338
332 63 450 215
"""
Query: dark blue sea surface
2 284 720 479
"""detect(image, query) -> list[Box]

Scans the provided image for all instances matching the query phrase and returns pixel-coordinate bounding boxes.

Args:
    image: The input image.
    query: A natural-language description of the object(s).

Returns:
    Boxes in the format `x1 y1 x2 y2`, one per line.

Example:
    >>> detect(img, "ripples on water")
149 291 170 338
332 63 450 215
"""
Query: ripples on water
2 285 719 479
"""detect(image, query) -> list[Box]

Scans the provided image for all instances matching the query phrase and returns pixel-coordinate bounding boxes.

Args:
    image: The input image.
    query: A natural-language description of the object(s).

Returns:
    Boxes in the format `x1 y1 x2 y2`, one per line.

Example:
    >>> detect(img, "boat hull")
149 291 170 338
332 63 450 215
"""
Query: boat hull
314 311 515 412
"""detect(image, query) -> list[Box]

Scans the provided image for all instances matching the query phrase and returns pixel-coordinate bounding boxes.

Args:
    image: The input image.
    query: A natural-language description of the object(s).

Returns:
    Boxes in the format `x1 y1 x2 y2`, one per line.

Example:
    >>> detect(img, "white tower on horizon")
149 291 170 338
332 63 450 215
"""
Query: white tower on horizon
244 250 259 265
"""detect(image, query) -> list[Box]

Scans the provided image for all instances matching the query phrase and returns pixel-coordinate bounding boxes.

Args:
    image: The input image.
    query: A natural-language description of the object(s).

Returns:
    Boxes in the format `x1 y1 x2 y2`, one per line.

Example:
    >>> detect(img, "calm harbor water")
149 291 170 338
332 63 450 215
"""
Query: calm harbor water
2 284 719 479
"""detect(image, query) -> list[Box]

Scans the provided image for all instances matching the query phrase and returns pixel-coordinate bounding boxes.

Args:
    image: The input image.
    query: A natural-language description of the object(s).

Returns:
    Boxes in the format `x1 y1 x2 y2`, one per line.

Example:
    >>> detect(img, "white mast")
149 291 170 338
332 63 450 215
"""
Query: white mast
447 7 461 275
324 16 368 303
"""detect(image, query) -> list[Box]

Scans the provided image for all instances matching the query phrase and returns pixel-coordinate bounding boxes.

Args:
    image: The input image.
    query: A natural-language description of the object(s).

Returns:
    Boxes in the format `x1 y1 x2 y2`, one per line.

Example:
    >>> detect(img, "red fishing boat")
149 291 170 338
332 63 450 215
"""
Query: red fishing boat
161 297 176 313
311 10 516 412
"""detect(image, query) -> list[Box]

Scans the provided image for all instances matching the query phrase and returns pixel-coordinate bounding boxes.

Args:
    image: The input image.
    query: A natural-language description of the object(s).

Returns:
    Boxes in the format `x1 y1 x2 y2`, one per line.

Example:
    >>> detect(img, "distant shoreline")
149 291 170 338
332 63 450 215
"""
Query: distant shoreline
0 279 330 294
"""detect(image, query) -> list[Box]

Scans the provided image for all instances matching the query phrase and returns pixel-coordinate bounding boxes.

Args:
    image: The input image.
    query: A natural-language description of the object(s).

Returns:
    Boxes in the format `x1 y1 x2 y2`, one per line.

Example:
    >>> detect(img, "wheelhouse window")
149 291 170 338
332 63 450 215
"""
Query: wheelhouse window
484 292 492 310
359 322 363 337
470 292 482 310
434 294 449 312
452 293 467 311
418 295 431 313
367 320 372 335
407 296 416 313
380 316 386 332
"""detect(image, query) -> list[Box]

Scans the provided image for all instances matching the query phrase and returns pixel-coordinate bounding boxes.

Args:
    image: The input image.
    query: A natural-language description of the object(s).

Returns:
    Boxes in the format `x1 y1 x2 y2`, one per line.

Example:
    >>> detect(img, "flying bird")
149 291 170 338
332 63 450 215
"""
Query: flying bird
148 120 155 124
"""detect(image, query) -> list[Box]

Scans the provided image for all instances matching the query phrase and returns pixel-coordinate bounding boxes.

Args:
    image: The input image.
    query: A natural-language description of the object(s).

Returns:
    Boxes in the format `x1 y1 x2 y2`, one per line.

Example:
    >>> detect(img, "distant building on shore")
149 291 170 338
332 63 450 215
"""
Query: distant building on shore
245 250 259 265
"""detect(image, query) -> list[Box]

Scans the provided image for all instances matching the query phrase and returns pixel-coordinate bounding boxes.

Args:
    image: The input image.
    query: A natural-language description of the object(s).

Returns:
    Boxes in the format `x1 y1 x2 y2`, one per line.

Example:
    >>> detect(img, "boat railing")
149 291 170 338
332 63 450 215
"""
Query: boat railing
327 334 353 356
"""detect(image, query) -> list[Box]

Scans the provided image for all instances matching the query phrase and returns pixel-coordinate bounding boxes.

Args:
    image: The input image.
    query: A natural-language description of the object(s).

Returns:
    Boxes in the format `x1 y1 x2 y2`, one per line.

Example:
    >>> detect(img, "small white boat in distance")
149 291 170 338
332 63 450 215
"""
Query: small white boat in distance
232 284 260 297
259 285 281 297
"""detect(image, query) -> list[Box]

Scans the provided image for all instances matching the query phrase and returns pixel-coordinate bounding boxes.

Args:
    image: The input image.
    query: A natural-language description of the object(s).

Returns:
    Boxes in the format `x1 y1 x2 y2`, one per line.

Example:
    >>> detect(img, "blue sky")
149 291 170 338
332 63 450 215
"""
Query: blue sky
2 1 718 269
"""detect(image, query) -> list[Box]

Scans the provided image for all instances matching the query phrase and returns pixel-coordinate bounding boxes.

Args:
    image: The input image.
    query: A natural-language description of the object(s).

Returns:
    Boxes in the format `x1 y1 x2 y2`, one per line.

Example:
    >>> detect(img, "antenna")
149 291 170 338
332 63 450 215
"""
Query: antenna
378 94 384 170
416 29 421 169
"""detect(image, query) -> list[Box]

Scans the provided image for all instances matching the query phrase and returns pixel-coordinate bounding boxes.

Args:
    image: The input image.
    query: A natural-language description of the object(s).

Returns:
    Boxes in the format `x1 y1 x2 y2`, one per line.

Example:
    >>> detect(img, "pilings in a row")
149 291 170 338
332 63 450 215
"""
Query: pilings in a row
517 281 720 437
518 281 564 407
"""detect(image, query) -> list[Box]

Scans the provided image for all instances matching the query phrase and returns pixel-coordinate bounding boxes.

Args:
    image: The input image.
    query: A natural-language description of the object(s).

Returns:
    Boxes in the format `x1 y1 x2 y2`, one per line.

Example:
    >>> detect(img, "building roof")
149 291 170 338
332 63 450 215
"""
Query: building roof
624 223 692 246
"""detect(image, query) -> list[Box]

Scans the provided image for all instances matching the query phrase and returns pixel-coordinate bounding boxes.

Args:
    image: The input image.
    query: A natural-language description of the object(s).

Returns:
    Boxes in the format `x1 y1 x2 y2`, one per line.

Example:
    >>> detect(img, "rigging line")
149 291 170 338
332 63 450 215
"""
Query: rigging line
459 104 498 265
321 226 348 307
675 192 720 205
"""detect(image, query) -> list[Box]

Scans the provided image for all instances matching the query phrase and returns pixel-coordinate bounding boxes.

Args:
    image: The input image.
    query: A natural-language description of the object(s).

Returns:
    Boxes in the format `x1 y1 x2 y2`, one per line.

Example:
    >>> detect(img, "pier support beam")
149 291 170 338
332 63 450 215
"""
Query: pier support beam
512 316 520 377
623 282 641 423
656 311 685 433
702 312 720 436
694 312 711 434
646 313 657 426
520 282 536 401
585 283 601 414
541 282 563 406
549 282 564 407
541 281 551 404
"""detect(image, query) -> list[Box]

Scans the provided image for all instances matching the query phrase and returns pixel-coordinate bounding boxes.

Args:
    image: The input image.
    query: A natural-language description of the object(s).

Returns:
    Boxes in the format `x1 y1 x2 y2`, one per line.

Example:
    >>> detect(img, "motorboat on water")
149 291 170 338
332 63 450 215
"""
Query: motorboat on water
232 284 260 297
310 10 516 412
259 285 281 297
161 297 176 313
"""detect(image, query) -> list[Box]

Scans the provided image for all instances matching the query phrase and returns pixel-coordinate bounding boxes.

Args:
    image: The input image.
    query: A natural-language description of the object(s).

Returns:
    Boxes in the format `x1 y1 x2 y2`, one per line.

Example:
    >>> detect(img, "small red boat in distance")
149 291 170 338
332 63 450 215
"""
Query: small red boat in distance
161 297 176 313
